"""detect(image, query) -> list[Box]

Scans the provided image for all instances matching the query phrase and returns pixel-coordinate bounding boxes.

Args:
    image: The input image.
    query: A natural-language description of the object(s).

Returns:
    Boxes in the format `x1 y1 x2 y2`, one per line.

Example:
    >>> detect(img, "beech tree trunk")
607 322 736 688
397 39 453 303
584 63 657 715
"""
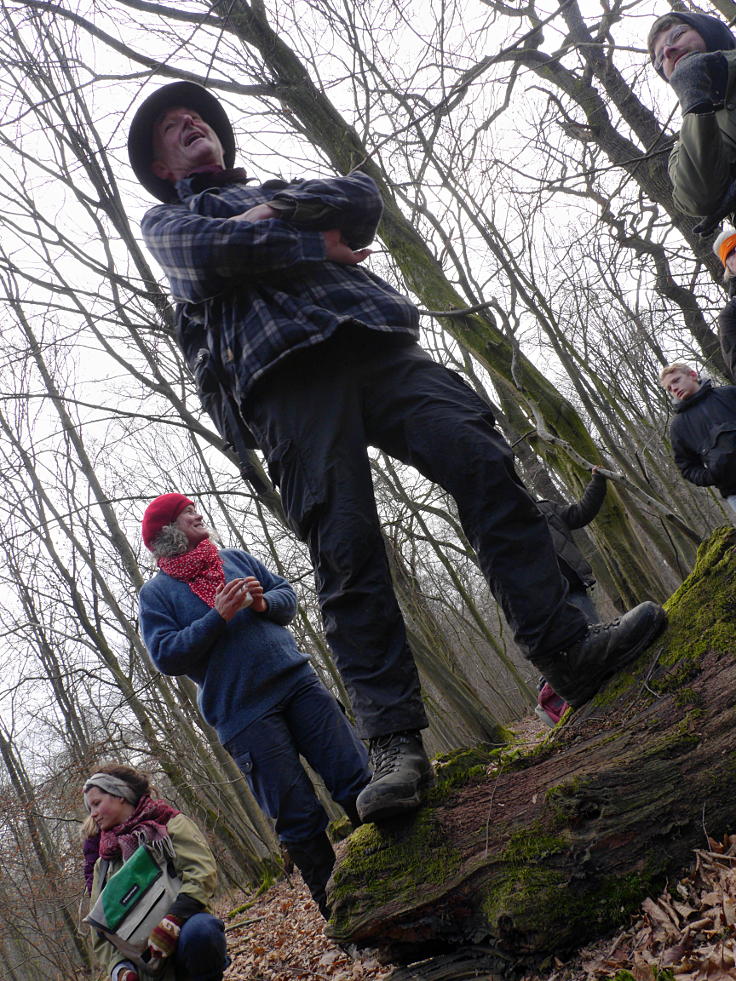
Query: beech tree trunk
327 527 736 976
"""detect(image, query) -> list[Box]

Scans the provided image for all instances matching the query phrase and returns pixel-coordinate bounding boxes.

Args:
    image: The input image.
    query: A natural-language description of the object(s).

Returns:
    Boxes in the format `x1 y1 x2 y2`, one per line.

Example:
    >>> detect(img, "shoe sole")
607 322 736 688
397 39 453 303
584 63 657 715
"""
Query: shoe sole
568 603 668 708
356 770 435 823
534 705 556 728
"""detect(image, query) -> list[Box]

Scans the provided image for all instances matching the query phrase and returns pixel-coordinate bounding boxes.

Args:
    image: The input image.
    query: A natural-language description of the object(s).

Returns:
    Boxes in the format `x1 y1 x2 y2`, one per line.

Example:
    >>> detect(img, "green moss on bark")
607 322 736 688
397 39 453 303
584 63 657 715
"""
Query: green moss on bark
330 808 463 935
431 744 506 795
483 859 665 946
579 527 736 711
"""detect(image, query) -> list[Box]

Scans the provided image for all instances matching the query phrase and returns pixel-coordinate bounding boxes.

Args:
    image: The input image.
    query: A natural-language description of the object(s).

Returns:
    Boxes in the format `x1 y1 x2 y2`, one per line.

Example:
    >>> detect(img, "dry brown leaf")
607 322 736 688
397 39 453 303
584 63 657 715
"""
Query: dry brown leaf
672 901 697 920
699 958 736 979
318 951 342 968
723 897 736 925
660 941 692 966
643 896 682 939
632 951 655 980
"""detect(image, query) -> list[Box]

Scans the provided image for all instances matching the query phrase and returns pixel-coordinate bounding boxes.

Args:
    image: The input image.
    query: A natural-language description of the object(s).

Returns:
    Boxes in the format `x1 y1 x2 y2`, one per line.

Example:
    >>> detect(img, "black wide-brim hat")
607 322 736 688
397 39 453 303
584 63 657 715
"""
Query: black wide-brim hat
127 81 236 201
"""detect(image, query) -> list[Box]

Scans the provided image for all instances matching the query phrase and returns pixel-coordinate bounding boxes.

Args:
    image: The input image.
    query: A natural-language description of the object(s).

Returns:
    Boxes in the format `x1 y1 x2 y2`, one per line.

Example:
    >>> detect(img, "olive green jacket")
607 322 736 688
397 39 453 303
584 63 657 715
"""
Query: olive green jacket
669 49 736 218
89 813 217 980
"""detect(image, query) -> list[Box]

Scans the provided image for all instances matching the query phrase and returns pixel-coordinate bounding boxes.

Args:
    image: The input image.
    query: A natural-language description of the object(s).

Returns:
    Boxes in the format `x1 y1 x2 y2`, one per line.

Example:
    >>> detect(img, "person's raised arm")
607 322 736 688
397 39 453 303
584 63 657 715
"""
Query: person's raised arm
669 51 736 216
561 470 608 529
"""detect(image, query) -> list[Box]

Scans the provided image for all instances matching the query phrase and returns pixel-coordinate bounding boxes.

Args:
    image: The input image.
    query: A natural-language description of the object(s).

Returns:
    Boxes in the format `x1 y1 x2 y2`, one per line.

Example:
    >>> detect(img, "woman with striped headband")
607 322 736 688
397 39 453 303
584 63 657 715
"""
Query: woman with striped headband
83 764 227 981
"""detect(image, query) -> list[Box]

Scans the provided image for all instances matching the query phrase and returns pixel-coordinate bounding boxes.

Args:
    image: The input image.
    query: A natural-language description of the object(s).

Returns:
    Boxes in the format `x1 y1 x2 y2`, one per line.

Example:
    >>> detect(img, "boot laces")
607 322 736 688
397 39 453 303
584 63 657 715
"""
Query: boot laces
586 617 621 638
369 732 412 778
561 617 623 658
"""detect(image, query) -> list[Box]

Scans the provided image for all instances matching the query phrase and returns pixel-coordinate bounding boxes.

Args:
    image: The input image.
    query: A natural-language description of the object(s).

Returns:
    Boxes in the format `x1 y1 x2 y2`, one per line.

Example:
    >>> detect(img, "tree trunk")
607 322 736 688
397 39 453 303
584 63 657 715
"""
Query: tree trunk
327 527 736 974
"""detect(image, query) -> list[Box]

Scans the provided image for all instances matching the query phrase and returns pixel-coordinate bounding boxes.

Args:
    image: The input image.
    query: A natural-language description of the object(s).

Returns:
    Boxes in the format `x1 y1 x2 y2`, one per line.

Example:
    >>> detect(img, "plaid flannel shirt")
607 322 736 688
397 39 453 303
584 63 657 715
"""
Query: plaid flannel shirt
141 170 420 400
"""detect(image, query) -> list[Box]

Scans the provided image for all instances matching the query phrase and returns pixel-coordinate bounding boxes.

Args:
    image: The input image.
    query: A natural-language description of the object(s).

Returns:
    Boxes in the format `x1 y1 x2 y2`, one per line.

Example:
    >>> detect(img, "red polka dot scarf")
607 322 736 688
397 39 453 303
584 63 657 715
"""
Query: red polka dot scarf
158 539 225 607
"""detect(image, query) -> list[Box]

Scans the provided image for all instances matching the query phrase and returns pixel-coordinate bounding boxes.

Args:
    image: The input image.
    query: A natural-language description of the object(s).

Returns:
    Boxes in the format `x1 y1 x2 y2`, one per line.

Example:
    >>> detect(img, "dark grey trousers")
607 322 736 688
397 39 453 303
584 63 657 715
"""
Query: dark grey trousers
245 326 586 738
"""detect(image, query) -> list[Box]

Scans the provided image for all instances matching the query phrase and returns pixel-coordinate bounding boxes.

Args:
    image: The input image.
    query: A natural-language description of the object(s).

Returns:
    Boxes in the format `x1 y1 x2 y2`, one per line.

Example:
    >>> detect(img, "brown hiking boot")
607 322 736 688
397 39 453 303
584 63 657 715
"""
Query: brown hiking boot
532 601 667 708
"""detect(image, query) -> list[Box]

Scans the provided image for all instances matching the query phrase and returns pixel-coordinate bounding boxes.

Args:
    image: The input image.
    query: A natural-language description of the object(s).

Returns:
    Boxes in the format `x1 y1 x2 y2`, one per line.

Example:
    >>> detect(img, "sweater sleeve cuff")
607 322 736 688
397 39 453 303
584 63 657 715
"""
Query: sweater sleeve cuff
262 589 296 623
112 961 137 981
200 606 229 637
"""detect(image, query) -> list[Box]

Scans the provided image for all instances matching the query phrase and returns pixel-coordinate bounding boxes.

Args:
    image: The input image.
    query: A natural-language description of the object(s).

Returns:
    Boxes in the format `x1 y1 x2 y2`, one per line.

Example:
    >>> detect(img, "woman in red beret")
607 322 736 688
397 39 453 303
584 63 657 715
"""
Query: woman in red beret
138 494 370 918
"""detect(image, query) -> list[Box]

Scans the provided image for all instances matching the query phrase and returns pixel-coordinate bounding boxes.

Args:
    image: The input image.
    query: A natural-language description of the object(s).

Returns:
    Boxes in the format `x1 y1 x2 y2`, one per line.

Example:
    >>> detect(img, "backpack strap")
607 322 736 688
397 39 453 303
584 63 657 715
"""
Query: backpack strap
98 858 110 887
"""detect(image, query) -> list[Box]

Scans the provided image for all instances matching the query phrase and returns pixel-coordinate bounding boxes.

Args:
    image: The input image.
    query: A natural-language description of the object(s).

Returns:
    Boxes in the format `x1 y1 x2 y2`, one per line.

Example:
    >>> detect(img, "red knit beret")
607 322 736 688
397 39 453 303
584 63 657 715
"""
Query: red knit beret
141 494 194 550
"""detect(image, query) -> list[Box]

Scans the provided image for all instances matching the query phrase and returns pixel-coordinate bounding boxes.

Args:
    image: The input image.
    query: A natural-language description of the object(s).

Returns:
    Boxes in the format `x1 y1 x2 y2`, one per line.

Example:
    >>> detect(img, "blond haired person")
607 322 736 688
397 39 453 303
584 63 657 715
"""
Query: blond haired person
83 764 227 981
659 362 736 513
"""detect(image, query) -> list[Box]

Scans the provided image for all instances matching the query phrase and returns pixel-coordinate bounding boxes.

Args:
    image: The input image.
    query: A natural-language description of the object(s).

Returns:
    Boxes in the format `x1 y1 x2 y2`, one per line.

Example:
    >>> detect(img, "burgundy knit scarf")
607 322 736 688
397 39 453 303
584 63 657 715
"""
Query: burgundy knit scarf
99 795 180 862
158 538 225 607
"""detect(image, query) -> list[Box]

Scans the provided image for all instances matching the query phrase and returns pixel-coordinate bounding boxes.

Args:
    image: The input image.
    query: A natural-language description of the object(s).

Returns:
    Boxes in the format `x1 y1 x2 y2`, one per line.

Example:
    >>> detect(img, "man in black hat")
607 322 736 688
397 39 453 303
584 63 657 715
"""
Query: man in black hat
128 81 666 825
648 12 736 225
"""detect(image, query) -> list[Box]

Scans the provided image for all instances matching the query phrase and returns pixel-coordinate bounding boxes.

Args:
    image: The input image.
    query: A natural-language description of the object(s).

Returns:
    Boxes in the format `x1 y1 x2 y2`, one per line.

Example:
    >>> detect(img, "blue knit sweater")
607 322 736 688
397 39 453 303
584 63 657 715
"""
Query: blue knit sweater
139 549 313 742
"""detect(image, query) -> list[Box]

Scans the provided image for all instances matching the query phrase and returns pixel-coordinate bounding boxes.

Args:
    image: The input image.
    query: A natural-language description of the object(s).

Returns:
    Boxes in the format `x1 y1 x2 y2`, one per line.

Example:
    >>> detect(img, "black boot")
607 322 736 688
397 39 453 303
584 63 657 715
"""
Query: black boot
356 730 434 823
286 833 335 919
532 601 667 708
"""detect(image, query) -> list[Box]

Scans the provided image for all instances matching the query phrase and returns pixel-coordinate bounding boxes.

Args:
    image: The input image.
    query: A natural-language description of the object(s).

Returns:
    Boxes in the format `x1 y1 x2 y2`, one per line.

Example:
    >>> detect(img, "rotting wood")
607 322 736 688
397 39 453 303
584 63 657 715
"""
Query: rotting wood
327 527 736 973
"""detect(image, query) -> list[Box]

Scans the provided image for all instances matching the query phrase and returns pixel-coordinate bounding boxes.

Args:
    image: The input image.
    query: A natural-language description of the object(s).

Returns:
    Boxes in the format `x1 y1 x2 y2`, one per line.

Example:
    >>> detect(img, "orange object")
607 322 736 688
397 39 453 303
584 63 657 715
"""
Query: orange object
718 233 736 265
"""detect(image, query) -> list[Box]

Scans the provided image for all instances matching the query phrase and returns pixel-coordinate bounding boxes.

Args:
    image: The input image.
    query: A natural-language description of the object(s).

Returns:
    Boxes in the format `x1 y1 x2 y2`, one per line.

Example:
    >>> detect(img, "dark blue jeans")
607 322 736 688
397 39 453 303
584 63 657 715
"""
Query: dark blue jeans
225 674 370 844
245 326 587 738
174 913 228 981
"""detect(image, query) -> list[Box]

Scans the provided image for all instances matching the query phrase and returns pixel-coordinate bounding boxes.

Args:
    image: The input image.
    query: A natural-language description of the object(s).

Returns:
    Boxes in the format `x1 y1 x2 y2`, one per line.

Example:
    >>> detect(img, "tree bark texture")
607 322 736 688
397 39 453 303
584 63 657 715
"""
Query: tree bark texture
327 527 736 973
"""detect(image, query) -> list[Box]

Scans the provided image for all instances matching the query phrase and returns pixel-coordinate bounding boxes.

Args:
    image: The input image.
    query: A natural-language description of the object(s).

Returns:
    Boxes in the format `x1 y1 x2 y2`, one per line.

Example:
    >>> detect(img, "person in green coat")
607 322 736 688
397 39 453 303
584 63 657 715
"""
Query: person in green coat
648 12 736 226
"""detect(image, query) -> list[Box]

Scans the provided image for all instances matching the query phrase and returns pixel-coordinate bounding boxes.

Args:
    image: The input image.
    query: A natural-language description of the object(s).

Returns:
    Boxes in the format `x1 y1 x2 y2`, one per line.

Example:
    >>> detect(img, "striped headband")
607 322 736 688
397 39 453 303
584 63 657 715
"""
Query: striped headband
83 773 138 809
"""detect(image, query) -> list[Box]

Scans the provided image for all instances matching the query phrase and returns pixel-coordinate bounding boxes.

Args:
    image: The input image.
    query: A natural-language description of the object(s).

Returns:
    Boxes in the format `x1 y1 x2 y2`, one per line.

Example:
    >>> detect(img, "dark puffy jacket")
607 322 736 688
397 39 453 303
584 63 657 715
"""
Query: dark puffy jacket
537 473 607 589
670 379 736 496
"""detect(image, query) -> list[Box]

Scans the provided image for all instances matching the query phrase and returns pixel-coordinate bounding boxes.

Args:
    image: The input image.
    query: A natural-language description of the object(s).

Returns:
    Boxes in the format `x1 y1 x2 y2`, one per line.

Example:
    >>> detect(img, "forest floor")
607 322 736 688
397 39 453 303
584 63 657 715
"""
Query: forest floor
219 714 736 981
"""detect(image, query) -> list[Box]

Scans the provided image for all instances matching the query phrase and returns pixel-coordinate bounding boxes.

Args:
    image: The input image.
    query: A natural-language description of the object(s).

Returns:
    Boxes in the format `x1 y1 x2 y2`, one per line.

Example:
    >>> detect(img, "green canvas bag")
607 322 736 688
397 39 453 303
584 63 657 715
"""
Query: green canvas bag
85 839 181 977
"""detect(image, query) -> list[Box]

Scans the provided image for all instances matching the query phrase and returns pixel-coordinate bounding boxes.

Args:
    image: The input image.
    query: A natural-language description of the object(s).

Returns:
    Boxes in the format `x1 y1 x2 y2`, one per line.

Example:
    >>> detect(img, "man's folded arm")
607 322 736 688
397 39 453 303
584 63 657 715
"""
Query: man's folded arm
269 171 383 249
142 205 327 302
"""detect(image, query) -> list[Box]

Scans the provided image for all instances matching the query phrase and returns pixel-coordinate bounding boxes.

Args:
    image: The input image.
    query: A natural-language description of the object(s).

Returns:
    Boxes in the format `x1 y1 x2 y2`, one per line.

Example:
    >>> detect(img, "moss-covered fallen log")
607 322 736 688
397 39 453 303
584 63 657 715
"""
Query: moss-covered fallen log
326 527 736 973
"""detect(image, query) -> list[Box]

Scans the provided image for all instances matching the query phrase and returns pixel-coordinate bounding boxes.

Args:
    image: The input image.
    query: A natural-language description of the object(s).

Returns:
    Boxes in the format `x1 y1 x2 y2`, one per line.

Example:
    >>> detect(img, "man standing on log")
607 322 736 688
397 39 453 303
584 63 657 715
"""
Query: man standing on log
127 81 666 823
660 362 736 515
648 12 736 232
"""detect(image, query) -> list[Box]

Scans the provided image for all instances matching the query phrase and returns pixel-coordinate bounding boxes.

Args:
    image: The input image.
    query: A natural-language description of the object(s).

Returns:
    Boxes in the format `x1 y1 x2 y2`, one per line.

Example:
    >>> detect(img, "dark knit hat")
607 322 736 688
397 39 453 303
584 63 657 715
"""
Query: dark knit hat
648 12 736 79
142 493 194 550
127 81 236 201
